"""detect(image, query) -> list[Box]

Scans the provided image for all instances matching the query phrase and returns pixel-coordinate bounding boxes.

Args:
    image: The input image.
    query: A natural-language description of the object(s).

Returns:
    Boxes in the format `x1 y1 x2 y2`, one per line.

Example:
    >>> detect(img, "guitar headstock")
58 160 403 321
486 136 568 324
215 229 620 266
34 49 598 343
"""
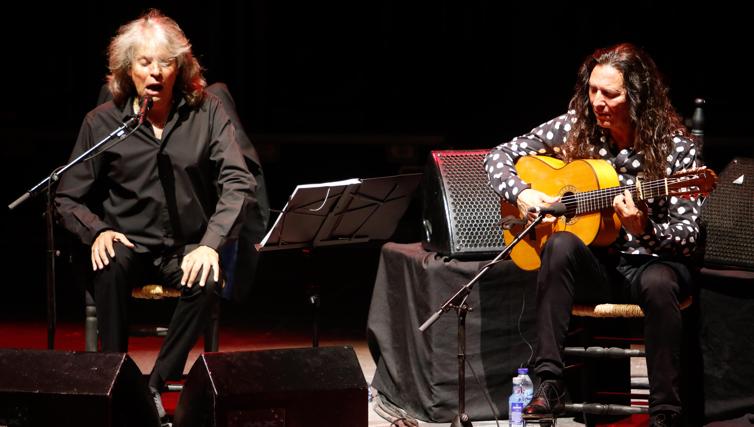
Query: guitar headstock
667 167 718 198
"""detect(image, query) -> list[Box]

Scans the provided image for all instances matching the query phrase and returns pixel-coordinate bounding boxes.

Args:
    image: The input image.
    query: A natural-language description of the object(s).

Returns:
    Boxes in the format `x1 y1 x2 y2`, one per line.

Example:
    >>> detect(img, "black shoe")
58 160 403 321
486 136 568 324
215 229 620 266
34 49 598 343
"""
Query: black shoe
650 411 680 427
151 390 172 426
522 379 567 420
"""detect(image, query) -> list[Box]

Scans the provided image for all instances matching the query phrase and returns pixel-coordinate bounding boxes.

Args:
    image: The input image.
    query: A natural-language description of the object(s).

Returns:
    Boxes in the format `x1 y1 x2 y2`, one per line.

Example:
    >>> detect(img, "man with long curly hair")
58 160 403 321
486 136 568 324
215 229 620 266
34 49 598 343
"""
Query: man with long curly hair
485 43 701 427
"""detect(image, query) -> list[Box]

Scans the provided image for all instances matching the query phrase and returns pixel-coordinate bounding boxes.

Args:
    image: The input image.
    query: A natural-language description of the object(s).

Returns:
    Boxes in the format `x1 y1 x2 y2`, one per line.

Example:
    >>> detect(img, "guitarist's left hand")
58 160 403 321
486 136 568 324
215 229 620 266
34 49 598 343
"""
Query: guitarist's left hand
613 189 648 236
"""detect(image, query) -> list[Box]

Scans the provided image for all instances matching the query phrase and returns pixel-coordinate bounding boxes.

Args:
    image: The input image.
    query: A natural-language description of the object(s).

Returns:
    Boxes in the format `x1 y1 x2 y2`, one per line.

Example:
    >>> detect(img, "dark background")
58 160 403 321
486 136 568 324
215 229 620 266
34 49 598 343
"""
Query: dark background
2 2 752 329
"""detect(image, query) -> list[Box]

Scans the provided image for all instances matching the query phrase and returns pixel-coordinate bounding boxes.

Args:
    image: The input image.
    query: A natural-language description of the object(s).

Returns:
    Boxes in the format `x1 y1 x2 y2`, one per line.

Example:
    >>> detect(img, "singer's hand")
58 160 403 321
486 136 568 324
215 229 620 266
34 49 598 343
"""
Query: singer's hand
180 245 220 288
517 189 560 223
613 189 648 236
91 230 135 271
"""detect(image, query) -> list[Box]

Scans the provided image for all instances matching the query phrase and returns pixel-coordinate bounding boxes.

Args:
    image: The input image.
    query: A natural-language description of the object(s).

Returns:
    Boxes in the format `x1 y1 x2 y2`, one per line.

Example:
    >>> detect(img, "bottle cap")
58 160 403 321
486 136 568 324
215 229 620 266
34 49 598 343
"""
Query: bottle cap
517 368 529 375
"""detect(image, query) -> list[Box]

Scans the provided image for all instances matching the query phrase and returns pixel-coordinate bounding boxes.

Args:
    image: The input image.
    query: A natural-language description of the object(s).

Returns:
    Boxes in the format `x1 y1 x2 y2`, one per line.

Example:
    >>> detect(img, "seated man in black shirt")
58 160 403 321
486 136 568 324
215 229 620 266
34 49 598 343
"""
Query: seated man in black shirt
55 9 257 422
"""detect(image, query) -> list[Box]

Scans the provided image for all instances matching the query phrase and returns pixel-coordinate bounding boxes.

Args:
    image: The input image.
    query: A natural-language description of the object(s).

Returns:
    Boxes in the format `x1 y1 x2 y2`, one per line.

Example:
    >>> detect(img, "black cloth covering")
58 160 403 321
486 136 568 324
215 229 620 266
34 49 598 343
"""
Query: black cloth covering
699 268 754 423
367 242 537 422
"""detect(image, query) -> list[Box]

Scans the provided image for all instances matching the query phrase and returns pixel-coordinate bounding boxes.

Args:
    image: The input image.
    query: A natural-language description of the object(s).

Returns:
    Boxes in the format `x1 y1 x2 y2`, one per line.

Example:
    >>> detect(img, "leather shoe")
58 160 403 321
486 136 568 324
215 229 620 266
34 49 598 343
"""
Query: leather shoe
650 411 680 427
151 390 173 426
522 379 567 420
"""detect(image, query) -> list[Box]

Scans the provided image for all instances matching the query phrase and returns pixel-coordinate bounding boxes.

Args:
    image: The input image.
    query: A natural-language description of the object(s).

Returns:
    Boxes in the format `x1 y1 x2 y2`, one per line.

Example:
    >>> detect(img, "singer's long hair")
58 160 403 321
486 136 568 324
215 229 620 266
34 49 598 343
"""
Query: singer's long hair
106 9 206 107
562 43 688 180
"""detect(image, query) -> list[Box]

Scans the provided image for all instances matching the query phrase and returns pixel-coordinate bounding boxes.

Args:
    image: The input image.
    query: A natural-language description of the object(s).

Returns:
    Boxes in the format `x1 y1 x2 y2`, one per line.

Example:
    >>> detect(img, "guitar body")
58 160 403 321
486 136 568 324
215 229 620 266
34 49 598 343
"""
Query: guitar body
502 156 622 271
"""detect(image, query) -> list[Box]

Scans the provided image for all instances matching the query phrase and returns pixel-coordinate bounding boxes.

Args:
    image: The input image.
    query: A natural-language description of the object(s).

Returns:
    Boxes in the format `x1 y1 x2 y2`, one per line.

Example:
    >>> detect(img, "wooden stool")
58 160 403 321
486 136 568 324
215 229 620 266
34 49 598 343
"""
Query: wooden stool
563 298 692 423
84 284 220 354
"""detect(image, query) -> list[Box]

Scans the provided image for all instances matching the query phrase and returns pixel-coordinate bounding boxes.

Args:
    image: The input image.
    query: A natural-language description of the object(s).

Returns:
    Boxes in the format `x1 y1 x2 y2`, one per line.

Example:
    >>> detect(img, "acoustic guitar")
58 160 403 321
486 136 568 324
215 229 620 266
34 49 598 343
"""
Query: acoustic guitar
499 156 717 271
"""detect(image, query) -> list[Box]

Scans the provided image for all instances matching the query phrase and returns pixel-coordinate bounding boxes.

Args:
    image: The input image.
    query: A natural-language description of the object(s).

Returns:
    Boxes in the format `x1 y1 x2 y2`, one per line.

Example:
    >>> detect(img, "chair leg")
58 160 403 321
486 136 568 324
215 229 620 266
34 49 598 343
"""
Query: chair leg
85 298 98 352
564 317 642 424
203 299 220 352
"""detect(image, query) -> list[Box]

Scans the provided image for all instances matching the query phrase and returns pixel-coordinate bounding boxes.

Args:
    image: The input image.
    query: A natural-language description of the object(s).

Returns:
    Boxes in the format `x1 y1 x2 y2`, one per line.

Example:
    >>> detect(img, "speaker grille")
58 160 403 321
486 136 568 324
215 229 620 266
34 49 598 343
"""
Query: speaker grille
702 157 754 270
435 150 504 255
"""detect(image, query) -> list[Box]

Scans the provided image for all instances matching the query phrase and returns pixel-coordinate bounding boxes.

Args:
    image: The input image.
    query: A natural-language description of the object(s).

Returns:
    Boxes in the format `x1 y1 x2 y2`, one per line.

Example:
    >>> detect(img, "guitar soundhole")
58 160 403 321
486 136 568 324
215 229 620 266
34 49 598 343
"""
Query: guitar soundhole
561 191 577 222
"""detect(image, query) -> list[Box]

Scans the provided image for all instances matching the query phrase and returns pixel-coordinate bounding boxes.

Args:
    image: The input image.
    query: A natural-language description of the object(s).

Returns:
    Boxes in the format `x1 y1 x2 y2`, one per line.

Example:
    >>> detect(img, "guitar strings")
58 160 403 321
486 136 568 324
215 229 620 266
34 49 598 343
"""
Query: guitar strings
560 175 706 215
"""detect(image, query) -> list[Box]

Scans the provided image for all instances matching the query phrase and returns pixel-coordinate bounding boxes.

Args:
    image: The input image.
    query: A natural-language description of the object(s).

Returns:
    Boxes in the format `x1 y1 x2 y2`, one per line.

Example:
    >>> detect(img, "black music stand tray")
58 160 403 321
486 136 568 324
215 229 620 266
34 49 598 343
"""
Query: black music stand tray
257 173 422 346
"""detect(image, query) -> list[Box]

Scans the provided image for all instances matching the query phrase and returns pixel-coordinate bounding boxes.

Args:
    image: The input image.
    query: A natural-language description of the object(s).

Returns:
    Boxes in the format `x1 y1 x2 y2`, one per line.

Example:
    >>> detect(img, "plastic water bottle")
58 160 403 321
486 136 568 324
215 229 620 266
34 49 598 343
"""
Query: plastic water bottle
517 367 534 406
509 376 524 427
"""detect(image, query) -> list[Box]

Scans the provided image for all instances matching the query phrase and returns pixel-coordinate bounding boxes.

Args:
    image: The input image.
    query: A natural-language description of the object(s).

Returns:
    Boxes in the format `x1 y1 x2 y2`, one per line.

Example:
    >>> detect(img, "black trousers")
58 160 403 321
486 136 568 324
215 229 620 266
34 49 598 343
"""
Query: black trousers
534 232 690 416
93 243 221 391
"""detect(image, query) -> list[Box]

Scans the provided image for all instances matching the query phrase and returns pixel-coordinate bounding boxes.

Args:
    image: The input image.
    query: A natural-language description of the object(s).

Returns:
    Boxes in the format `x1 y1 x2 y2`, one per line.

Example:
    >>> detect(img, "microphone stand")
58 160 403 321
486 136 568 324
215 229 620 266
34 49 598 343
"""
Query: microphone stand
8 114 144 349
419 213 549 427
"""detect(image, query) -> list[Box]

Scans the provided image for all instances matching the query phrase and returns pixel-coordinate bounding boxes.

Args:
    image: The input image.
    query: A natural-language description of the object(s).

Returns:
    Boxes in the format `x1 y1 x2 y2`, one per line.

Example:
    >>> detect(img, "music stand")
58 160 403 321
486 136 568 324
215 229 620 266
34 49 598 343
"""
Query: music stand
258 173 422 346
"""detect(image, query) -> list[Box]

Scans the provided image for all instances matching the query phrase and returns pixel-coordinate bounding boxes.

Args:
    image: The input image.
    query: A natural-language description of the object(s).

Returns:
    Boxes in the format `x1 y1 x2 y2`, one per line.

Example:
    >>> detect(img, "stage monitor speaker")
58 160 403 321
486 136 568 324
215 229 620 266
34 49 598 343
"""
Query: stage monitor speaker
0 349 160 427
421 149 505 258
173 346 368 427
701 157 754 270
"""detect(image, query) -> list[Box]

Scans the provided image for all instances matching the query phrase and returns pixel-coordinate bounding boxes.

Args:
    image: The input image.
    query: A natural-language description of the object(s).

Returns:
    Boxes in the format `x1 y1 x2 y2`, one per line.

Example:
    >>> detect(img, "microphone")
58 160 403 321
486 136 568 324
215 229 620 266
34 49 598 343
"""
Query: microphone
137 95 153 124
528 202 567 217
691 97 705 151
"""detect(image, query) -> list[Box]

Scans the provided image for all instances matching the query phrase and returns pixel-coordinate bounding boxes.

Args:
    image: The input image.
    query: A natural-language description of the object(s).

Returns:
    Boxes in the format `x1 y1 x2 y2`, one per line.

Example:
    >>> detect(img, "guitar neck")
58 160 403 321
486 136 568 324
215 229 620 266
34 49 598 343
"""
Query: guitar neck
570 178 670 215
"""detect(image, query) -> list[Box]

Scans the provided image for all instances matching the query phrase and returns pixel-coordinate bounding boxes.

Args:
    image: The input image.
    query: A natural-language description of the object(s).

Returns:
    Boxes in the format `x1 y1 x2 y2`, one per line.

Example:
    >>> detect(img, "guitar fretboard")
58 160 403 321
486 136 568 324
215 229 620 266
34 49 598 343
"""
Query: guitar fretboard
563 177 686 215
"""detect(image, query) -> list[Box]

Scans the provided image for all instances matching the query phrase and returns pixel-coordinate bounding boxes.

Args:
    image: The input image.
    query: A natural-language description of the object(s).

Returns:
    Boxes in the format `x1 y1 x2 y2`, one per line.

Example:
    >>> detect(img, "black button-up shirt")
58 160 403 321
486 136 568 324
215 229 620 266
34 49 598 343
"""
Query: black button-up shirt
55 93 254 253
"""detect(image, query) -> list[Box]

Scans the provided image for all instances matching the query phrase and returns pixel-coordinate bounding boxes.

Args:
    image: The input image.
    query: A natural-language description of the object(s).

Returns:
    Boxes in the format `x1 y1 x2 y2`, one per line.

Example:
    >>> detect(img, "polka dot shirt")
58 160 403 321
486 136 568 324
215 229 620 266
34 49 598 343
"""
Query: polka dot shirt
484 111 703 258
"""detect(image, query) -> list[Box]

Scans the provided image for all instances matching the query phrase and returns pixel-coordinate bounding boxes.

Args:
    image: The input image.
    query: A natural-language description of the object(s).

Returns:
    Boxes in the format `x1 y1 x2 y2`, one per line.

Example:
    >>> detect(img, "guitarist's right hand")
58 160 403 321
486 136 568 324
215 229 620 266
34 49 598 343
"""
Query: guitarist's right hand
517 189 561 223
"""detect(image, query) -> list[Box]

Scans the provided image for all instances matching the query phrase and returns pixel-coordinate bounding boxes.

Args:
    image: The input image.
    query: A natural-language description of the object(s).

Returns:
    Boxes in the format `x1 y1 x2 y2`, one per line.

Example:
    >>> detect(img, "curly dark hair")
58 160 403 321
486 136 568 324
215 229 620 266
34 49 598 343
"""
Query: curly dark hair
563 43 688 179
